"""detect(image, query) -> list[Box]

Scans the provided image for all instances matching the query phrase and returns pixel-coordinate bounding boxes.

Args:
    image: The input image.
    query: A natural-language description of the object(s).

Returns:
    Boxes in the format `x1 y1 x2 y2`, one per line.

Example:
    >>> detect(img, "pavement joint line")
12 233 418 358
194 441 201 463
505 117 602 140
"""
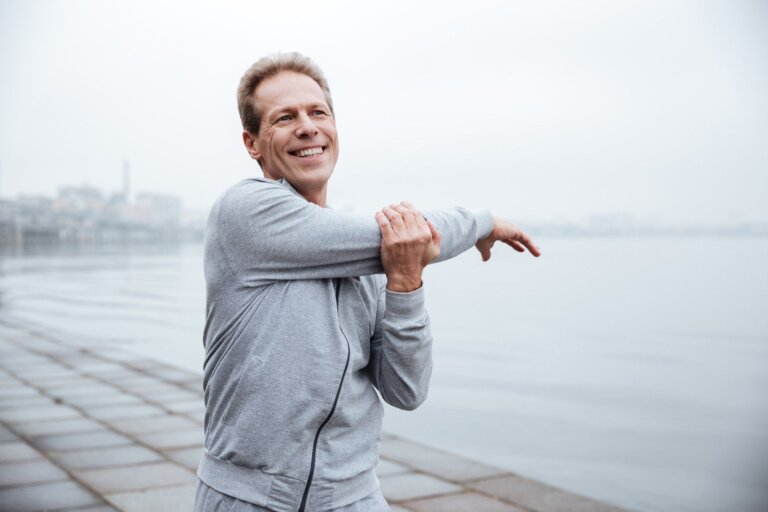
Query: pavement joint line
0 342 202 505
1 319 630 512
1 330 204 427
1 420 115 508
379 465 530 510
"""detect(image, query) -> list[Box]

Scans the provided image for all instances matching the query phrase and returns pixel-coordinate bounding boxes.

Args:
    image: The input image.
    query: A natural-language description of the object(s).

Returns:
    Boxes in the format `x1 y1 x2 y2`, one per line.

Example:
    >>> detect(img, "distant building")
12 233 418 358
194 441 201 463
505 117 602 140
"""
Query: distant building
133 192 182 227
55 185 106 212
0 184 199 247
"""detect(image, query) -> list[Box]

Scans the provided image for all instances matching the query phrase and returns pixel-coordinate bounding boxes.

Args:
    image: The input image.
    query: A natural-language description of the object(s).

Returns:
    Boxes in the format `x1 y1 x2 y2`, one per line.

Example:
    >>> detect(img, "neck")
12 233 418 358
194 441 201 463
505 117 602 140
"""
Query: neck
262 172 328 207
302 187 327 207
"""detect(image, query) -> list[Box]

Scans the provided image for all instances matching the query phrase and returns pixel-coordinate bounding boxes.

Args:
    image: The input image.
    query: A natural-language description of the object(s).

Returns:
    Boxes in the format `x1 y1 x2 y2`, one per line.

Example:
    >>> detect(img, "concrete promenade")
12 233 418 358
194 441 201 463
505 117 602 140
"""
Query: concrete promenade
0 321 629 512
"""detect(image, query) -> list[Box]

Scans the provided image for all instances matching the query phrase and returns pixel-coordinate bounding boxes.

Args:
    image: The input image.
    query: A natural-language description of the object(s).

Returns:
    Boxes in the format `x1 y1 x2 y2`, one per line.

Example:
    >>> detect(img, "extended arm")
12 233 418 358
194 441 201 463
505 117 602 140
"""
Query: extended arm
209 178 495 286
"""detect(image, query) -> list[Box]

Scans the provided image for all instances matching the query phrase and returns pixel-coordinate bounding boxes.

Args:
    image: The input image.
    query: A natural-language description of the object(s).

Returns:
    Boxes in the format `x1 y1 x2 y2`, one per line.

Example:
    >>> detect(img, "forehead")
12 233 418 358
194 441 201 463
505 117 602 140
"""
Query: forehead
255 71 328 114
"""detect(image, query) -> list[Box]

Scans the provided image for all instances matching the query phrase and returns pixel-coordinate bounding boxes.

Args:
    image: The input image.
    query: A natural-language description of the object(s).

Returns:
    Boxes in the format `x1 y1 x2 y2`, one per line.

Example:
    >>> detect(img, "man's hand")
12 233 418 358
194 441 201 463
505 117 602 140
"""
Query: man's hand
475 216 541 261
375 202 441 293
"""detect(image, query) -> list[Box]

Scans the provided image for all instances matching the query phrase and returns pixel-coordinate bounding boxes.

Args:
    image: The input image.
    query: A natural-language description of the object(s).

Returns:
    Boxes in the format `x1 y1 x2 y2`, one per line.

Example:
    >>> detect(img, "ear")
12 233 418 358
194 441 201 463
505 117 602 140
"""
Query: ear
242 131 261 161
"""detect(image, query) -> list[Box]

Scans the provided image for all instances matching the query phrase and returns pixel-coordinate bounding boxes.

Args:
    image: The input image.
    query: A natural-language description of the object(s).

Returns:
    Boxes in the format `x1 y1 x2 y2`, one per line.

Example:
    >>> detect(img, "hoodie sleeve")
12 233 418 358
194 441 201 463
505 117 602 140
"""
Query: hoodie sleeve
367 278 432 411
208 178 494 286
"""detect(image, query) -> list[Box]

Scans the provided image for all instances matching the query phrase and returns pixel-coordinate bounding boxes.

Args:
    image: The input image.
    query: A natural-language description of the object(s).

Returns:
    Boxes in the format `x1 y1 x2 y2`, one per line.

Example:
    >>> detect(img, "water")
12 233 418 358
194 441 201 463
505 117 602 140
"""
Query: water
1 237 767 512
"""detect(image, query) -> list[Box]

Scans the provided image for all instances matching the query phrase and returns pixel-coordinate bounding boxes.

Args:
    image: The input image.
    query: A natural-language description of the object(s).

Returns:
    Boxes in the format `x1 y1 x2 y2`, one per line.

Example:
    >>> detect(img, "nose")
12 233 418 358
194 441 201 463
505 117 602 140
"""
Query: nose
295 112 319 138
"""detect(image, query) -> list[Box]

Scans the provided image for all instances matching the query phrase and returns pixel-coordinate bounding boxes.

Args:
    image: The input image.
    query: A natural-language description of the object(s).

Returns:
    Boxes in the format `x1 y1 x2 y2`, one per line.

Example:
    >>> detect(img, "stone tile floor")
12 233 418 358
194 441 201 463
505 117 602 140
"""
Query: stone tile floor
0 321 629 512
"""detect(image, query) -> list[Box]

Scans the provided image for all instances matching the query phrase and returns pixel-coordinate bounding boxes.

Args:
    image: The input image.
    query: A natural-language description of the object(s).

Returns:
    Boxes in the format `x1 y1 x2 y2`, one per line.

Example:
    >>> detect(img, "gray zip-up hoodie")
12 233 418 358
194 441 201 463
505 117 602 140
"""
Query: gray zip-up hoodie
199 177 493 512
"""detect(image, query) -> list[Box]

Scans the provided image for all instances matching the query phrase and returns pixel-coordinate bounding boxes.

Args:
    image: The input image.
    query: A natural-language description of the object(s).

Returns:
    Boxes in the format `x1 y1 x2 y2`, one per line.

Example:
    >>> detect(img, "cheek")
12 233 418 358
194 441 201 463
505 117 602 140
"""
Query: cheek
265 135 281 156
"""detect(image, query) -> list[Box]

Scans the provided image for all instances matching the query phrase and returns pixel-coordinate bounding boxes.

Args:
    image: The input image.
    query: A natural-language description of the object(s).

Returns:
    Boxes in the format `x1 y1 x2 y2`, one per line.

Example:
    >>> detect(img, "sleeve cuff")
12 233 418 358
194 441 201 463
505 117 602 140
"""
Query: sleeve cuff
385 284 426 317
473 209 494 241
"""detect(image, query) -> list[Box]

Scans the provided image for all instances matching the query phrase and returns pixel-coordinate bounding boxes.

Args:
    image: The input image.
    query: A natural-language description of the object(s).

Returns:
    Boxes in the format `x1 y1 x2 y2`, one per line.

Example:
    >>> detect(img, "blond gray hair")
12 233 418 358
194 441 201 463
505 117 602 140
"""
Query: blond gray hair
237 52 334 135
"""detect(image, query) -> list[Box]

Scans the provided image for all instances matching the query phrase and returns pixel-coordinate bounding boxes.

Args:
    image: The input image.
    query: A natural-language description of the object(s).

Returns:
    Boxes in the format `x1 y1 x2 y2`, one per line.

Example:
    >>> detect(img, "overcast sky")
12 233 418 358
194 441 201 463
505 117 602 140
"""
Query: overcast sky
1 0 766 224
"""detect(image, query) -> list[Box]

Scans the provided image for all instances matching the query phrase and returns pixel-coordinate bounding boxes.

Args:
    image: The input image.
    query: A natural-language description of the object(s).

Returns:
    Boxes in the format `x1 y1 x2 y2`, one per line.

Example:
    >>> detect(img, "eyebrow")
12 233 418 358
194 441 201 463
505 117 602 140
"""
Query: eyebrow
266 102 330 120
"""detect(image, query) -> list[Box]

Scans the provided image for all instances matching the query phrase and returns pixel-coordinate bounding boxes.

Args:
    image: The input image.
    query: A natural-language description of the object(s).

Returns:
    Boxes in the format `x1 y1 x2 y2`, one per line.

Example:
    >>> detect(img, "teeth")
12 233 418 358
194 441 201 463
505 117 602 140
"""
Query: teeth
297 147 323 157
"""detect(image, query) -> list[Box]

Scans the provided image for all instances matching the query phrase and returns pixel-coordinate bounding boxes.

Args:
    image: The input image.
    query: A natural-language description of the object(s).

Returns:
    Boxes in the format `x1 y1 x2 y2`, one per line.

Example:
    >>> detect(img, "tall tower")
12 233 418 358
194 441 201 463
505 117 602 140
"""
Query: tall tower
122 158 131 203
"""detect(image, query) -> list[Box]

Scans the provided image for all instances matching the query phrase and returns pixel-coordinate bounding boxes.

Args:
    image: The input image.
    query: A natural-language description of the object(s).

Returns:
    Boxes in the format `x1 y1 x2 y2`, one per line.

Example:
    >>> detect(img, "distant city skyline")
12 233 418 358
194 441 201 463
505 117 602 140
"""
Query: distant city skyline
3 178 765 239
2 1 767 225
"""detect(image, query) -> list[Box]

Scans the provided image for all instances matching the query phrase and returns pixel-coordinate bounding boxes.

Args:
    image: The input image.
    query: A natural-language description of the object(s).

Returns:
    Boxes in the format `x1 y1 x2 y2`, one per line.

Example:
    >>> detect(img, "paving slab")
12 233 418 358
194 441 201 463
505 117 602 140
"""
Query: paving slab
35 377 112 392
380 473 463 502
105 483 197 512
165 447 202 471
0 330 628 512
0 458 69 487
74 461 196 493
0 480 101 512
107 414 201 435
86 403 166 421
64 392 144 408
135 428 203 450
116 381 187 395
51 443 163 470
177 378 204 391
35 430 134 452
53 353 107 364
145 367 200 383
183 409 205 424
469 475 627 512
105 370 159 382
11 417 106 437
0 394 56 410
0 359 54 370
97 349 148 363
65 506 119 512
377 458 410 477
126 358 169 371
0 425 18 443
77 362 130 374
0 386 40 399
16 366 81 380
381 437 506 482
48 383 122 398
86 369 146 382
0 403 82 423
404 492 528 512
159 398 204 414
0 440 43 462
143 389 200 402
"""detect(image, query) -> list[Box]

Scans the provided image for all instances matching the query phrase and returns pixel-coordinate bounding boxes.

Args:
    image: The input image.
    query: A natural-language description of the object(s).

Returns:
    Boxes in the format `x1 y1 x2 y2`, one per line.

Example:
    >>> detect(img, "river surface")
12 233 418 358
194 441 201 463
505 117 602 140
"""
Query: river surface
1 236 767 512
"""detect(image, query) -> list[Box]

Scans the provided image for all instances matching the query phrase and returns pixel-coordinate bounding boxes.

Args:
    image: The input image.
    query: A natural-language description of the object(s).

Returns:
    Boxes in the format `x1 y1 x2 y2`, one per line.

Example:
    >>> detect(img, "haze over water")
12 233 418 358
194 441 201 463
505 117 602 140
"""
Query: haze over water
1 235 766 512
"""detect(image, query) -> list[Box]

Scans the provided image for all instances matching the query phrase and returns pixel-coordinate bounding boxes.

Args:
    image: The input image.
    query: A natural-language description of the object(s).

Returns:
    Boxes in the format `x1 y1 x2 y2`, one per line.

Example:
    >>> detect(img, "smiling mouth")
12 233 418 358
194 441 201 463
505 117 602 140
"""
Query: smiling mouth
290 146 325 158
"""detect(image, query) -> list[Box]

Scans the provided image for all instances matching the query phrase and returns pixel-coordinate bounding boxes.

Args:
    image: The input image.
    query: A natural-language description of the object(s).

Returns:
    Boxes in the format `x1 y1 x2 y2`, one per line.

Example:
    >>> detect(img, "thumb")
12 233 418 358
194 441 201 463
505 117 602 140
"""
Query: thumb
476 239 493 261
427 219 441 247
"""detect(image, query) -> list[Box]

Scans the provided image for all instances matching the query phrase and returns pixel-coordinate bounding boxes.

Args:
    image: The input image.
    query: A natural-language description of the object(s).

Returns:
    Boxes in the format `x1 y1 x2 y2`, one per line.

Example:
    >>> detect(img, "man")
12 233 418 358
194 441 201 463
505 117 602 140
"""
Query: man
195 52 540 512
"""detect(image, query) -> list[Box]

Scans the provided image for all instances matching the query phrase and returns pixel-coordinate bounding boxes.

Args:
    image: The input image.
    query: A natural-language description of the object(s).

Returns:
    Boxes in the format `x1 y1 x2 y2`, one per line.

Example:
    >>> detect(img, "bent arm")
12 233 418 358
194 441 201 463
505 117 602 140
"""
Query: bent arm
367 281 432 410
209 178 493 285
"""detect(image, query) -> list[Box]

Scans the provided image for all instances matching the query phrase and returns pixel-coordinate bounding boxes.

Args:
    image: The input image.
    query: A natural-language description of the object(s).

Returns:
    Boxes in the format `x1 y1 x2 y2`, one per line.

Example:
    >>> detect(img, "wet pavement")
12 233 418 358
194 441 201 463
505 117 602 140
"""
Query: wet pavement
0 321 628 512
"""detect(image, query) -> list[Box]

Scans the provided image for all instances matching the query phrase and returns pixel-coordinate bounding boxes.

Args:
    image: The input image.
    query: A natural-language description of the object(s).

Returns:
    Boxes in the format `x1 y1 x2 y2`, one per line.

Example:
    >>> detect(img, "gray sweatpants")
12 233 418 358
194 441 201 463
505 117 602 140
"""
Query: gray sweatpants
194 479 391 512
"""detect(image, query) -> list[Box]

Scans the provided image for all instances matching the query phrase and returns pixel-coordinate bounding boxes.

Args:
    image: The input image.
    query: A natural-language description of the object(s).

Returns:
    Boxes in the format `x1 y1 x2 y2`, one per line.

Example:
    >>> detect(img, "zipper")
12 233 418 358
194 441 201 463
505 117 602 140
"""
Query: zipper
298 278 351 512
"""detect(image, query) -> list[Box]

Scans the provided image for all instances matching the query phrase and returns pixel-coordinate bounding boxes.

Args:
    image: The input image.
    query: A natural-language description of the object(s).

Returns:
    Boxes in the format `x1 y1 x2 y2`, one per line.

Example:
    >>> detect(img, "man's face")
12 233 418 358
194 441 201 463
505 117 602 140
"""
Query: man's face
246 71 339 200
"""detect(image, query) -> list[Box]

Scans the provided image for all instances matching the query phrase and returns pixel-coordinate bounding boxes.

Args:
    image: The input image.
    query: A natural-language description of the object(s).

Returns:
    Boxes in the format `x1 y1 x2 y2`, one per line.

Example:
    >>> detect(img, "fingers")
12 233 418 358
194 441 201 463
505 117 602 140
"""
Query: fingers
381 206 406 231
389 203 418 229
383 201 434 241
480 242 493 261
515 231 541 257
375 211 393 240
501 234 540 256
474 237 494 262
426 219 441 247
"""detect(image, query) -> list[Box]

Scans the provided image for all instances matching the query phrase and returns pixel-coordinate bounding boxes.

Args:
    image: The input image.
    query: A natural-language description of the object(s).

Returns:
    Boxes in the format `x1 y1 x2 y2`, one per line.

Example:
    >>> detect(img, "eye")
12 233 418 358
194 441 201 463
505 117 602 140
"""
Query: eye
310 109 328 117
276 114 293 123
